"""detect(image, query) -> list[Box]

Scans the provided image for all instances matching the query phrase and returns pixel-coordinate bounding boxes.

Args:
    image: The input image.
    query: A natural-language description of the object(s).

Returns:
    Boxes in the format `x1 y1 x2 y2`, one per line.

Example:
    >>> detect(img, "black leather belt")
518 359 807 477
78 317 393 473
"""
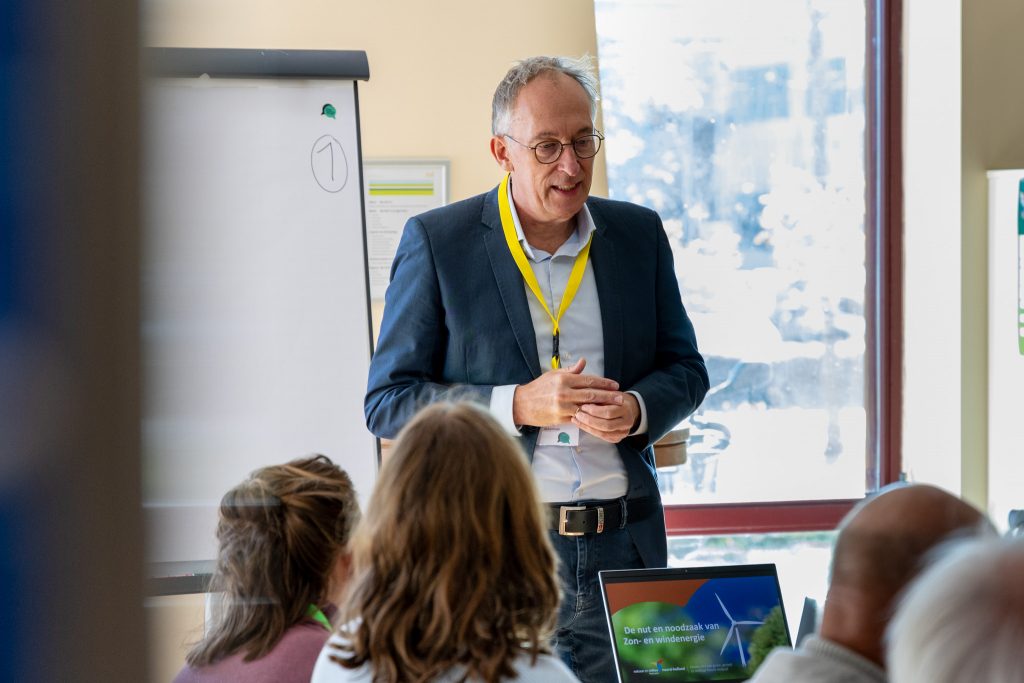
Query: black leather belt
547 497 655 536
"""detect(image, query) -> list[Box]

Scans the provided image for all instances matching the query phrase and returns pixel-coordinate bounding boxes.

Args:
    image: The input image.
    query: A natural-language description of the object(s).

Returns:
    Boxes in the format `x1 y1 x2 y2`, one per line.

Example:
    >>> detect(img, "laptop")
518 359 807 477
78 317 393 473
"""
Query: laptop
794 596 818 647
599 564 792 682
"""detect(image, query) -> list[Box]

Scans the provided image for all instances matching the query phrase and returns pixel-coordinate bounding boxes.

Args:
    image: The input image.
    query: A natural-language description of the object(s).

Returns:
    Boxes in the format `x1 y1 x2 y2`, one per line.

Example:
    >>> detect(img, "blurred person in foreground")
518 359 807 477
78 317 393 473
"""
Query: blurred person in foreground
312 402 578 683
749 484 994 683
886 535 1024 683
173 455 359 683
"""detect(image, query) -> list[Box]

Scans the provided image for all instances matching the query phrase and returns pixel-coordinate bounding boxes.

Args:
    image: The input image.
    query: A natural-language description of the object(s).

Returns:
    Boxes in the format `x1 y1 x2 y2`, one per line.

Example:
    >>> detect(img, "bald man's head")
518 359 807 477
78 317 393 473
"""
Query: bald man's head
820 484 994 666
830 485 991 601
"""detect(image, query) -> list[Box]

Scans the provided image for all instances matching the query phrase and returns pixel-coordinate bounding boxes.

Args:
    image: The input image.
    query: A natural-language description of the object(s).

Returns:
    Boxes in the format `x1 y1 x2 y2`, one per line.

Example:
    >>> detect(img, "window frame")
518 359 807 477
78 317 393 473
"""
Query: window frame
659 0 905 537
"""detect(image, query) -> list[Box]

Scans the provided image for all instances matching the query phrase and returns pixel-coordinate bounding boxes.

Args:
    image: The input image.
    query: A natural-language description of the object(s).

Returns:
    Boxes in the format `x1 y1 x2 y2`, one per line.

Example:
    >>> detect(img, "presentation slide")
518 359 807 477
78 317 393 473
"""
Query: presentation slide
605 575 789 682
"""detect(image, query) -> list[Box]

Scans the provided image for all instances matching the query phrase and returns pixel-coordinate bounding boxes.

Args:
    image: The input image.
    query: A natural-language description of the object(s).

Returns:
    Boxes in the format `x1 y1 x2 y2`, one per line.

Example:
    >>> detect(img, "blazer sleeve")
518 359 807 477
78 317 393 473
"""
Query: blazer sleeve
626 217 709 449
364 217 492 439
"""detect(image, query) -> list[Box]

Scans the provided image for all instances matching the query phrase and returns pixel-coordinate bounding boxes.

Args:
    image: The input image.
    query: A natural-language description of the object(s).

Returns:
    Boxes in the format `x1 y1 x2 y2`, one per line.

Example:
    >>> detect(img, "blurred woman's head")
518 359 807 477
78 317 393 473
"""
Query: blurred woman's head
187 454 359 666
332 402 560 683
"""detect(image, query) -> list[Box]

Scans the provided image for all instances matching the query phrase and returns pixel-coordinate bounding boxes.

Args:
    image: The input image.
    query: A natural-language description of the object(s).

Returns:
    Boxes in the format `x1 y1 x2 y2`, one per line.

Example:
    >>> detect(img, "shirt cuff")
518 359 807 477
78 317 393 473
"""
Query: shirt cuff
626 390 649 435
490 384 521 435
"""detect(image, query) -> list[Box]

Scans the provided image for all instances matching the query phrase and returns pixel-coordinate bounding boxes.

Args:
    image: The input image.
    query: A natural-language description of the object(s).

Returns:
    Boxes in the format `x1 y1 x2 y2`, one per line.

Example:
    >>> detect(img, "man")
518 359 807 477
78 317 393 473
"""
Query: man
886 535 1024 683
365 56 708 682
749 484 995 683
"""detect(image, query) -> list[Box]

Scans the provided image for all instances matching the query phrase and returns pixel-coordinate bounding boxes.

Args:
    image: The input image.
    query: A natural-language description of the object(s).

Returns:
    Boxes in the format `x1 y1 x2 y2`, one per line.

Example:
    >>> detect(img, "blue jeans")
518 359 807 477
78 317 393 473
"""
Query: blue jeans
549 525 644 683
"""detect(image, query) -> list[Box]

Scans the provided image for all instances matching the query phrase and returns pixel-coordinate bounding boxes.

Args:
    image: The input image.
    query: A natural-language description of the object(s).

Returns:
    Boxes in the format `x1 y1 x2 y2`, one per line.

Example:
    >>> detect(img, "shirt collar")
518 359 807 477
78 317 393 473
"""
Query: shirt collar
802 636 887 682
504 177 596 261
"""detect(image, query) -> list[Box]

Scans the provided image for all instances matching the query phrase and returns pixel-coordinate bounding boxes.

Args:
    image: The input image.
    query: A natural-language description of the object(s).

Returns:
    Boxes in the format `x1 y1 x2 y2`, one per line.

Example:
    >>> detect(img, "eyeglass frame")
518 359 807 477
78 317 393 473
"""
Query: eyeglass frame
502 131 605 164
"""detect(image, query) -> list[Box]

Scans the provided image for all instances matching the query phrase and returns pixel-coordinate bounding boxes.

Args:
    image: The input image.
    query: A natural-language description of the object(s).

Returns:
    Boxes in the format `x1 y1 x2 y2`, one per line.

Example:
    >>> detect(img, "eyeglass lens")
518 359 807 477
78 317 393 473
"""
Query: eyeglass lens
534 135 601 163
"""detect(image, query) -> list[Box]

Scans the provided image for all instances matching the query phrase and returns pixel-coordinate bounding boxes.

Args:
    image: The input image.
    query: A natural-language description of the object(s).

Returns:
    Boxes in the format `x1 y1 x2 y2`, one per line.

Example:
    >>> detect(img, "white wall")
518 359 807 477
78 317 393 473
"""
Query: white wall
962 0 1024 513
901 0 962 493
903 0 1024 520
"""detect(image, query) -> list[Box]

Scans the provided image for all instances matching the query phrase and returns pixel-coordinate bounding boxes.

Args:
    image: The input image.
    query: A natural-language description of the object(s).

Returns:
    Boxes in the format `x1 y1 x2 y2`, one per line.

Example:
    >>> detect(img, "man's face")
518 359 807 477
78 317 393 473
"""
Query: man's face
491 72 595 231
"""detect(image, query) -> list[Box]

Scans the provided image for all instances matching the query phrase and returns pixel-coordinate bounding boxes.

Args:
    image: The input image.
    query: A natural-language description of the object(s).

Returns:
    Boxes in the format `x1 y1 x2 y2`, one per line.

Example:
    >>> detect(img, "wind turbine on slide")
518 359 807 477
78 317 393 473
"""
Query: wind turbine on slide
715 593 764 667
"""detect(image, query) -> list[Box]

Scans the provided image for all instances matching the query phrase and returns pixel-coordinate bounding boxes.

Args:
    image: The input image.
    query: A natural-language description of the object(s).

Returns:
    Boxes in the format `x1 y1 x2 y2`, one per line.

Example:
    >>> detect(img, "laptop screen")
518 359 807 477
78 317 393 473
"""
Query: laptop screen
599 564 792 683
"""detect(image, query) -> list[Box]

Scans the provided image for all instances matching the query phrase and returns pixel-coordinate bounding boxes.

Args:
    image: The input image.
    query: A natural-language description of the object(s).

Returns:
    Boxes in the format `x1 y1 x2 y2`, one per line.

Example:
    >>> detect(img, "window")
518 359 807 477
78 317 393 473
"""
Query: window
595 0 902 532
668 531 836 632
730 64 791 123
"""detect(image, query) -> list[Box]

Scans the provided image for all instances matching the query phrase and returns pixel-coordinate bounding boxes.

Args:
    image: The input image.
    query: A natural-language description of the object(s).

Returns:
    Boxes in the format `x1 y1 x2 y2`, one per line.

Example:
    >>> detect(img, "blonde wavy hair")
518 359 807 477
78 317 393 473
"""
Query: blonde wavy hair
330 402 560 682
186 455 359 666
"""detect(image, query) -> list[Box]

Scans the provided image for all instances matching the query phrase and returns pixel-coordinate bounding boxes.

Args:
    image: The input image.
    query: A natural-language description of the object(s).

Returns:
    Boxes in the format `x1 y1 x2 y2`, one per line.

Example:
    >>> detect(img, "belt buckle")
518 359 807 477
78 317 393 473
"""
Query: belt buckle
558 505 587 536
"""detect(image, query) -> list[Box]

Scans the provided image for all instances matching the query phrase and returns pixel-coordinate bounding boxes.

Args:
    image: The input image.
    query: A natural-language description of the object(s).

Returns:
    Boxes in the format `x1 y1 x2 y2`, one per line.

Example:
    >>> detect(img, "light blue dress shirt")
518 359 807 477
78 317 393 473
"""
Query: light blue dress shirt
490 180 648 503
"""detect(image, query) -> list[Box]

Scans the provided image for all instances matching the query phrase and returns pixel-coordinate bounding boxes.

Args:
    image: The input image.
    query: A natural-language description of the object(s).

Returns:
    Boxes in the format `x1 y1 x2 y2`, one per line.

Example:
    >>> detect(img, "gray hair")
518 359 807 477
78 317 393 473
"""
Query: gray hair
491 55 600 136
886 536 1024 683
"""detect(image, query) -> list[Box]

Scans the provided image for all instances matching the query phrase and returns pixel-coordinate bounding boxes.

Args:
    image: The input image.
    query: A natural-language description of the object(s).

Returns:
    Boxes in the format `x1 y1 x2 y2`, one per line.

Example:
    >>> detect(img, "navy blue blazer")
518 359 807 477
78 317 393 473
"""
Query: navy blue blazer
365 185 709 566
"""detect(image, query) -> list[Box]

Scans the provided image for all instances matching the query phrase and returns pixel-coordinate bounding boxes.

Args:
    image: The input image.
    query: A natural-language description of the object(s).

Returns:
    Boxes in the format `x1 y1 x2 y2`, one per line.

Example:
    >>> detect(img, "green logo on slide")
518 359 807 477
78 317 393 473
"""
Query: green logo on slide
321 103 336 119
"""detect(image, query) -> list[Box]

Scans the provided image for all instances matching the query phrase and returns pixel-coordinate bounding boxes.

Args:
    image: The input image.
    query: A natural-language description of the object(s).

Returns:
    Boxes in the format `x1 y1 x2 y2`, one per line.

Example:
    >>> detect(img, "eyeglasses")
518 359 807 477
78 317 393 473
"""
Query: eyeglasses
503 132 604 164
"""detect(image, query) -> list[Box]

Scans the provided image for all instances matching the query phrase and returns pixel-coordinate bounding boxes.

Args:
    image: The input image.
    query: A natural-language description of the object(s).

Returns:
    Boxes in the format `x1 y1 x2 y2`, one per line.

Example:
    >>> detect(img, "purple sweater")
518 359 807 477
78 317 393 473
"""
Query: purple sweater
172 609 335 683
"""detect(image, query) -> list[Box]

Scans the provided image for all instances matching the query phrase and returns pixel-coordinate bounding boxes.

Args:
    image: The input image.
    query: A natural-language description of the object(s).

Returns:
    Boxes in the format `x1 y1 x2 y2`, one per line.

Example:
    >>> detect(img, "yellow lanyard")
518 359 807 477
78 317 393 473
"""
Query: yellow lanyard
498 173 592 370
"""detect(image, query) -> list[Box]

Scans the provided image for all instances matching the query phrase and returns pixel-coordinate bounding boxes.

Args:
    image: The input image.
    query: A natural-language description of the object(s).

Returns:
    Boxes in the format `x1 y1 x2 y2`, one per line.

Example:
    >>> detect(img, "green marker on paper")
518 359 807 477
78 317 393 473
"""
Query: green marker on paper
321 103 336 119
558 432 571 444
1018 179 1023 355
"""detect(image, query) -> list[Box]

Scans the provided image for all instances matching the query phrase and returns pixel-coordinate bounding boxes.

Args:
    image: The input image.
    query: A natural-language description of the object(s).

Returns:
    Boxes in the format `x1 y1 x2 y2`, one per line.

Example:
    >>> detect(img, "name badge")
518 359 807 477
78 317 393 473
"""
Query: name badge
538 424 580 447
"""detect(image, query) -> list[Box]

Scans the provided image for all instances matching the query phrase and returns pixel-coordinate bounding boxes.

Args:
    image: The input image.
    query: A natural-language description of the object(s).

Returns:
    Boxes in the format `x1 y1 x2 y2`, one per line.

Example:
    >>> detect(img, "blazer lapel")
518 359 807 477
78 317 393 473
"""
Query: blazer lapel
587 201 624 383
481 186 542 379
